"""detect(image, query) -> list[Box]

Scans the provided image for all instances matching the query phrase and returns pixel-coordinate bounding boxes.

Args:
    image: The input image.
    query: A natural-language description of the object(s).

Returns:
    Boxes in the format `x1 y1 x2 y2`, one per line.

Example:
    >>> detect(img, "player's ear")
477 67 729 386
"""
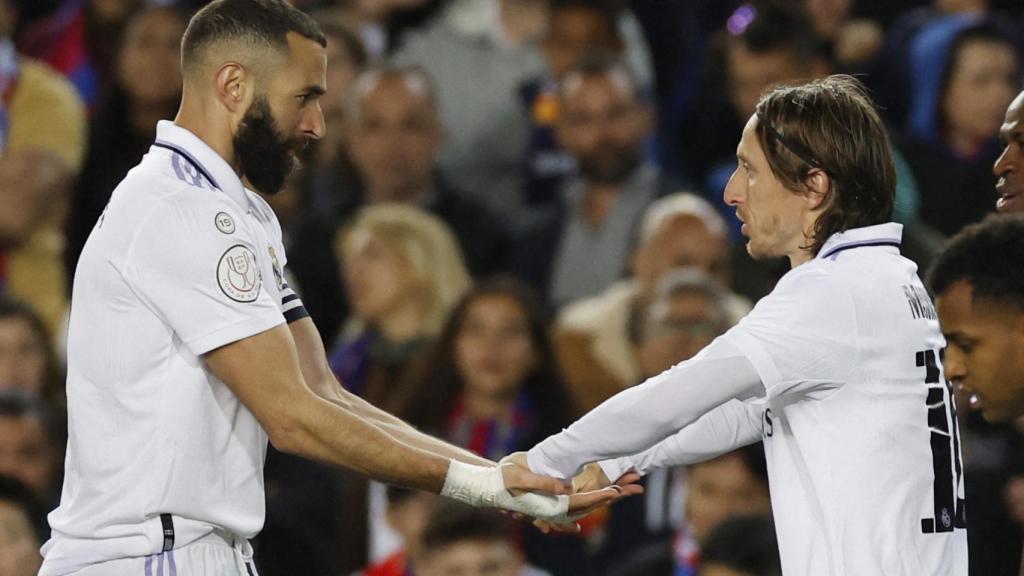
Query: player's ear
803 168 831 211
215 62 250 115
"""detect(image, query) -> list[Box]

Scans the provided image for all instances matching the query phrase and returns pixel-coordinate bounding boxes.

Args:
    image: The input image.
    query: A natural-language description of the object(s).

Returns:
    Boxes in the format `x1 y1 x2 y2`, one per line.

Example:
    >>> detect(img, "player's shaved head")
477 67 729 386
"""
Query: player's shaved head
181 0 325 84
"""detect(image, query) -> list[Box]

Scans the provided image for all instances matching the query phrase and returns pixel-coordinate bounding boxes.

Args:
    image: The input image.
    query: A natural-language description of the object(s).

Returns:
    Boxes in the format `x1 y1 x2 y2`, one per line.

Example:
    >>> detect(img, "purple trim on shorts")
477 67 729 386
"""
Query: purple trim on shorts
168 549 177 576
157 552 164 576
144 555 153 576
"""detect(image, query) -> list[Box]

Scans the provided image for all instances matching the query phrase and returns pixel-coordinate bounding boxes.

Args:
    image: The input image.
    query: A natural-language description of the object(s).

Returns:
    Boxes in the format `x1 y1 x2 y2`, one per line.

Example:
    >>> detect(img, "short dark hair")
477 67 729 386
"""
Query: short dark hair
699 515 781 576
755 74 896 254
928 214 1024 309
421 501 513 551
181 0 326 72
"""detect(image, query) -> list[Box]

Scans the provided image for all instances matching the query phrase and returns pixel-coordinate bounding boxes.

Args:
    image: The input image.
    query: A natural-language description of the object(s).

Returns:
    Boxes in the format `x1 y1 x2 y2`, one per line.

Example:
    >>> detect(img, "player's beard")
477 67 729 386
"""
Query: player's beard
234 96 305 196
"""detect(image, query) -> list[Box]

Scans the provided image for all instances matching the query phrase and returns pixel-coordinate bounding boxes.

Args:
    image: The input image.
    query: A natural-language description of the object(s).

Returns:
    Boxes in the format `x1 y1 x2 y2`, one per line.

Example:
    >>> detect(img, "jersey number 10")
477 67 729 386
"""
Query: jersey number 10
918 348 967 534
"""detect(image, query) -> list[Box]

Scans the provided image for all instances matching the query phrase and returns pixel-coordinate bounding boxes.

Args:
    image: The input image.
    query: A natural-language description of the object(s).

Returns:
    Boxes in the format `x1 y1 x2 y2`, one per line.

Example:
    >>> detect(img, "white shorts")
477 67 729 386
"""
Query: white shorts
68 531 259 576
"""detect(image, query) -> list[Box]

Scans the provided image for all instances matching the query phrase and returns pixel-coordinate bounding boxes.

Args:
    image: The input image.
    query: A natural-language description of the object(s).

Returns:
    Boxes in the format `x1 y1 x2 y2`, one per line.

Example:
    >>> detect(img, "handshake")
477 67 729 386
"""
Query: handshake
441 452 643 532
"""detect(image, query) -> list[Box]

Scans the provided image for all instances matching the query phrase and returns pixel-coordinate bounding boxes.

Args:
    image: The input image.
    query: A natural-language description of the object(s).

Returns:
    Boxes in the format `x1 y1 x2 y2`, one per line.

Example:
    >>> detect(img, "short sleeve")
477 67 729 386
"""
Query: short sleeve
720 264 857 397
123 194 285 356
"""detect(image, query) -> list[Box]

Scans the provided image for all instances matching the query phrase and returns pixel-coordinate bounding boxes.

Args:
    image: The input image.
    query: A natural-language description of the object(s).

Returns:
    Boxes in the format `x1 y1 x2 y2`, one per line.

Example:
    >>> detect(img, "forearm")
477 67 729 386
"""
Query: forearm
277 391 451 493
598 398 764 481
321 375 493 467
527 339 763 479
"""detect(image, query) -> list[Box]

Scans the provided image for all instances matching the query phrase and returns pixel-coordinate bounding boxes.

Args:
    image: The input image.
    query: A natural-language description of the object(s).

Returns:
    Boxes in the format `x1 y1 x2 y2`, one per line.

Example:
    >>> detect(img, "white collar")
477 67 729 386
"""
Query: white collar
153 120 251 210
816 222 903 260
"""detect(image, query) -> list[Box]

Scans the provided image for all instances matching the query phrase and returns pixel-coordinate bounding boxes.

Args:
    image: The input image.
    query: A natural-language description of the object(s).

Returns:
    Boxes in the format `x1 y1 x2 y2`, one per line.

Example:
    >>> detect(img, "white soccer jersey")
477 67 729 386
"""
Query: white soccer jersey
720 223 967 575
528 223 968 575
41 121 307 576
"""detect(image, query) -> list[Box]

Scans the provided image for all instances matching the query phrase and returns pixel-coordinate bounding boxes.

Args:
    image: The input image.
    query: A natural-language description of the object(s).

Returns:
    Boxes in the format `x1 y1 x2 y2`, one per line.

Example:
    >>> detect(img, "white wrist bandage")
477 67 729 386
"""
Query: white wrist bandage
441 460 573 522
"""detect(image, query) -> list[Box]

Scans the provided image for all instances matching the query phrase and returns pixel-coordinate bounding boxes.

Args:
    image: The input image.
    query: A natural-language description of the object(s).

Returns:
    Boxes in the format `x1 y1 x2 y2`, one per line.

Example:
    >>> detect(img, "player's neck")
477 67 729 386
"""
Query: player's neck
173 103 239 177
788 249 815 268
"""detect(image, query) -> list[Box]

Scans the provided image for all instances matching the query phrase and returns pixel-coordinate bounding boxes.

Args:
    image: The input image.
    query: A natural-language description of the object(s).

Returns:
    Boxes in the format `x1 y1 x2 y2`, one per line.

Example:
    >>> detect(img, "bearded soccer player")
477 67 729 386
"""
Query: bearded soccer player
40 2 627 575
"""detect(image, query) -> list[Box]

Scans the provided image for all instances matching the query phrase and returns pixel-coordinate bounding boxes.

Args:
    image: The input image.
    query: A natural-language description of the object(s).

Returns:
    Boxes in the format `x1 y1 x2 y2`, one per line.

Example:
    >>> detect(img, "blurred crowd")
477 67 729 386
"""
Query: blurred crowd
1 0 1023 575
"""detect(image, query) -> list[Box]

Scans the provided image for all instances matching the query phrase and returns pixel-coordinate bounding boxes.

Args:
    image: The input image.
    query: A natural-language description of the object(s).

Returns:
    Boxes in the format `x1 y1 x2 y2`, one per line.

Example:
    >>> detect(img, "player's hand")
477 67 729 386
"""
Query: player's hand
573 462 644 495
497 453 642 533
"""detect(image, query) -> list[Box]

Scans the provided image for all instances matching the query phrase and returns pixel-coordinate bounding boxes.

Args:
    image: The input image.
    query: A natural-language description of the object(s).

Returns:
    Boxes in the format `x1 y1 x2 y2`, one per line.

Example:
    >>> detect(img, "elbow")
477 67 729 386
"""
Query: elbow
264 410 309 456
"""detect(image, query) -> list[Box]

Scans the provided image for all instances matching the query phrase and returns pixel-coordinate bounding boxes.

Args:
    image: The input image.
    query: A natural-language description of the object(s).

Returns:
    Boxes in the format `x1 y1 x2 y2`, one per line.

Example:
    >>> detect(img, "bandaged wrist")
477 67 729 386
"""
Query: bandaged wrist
441 460 503 507
441 460 574 522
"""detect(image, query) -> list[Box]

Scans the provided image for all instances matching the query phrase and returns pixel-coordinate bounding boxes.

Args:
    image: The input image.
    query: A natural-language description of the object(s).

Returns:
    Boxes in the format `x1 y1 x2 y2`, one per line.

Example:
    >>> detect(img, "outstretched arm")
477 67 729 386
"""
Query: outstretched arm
526 338 763 479
288 316 492 467
597 398 765 482
206 323 622 522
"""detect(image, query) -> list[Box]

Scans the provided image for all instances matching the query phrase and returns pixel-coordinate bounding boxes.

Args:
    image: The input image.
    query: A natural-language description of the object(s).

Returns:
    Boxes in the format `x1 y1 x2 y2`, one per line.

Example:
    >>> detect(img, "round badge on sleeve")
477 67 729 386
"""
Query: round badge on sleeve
218 245 261 302
215 212 236 234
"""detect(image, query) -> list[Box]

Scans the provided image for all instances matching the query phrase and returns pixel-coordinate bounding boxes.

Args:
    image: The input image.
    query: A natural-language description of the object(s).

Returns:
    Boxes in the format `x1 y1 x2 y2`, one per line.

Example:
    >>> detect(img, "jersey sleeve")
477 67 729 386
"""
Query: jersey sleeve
598 398 765 481
526 338 764 479
252 192 309 324
719 264 857 398
123 194 285 356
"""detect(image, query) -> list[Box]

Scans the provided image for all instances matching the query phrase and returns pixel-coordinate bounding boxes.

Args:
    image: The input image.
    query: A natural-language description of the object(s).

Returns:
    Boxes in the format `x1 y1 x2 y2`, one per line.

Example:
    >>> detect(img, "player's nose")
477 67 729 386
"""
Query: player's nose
944 350 967 383
301 103 326 141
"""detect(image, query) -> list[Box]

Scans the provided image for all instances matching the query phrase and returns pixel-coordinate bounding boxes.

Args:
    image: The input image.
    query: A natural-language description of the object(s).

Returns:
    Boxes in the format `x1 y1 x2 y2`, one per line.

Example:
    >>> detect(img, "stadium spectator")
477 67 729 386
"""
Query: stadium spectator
555 194 745 412
66 6 186 279
0 391 62 507
0 0 86 334
330 204 470 412
392 0 549 219
404 277 573 459
0 474 44 576
898 16 1020 236
526 57 658 307
521 0 654 207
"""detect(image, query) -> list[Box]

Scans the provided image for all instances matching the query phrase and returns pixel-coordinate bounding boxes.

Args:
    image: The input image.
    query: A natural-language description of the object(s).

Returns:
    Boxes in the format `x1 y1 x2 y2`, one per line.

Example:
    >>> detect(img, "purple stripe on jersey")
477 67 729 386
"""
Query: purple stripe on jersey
153 140 221 190
145 555 153 576
168 549 177 576
820 239 901 260
170 153 205 189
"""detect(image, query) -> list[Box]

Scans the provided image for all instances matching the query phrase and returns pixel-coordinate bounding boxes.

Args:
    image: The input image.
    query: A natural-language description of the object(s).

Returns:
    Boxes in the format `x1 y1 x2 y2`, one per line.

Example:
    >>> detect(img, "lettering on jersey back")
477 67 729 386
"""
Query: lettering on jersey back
903 285 937 320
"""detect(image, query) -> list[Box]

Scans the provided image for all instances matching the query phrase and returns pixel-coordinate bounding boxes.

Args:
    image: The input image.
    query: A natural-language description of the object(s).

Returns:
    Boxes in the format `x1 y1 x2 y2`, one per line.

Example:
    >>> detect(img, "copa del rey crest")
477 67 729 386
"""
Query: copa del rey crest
217 245 261 302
